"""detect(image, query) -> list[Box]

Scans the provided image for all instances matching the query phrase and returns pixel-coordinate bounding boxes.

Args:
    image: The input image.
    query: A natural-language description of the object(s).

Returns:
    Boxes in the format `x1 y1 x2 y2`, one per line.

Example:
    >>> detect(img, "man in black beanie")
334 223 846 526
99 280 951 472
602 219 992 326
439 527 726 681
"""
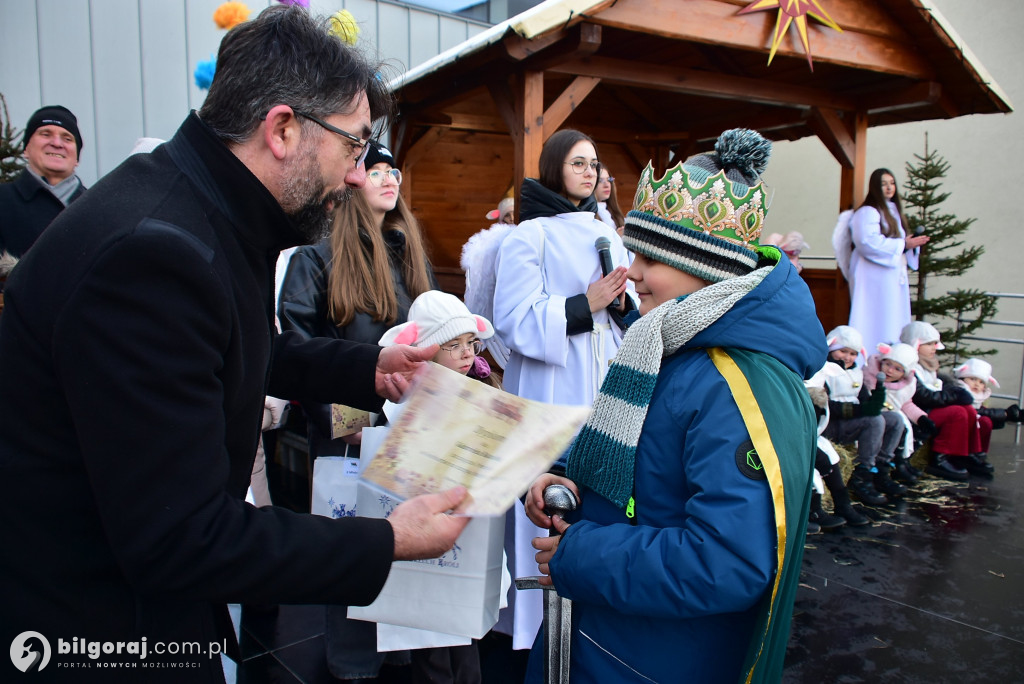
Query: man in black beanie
0 104 87 260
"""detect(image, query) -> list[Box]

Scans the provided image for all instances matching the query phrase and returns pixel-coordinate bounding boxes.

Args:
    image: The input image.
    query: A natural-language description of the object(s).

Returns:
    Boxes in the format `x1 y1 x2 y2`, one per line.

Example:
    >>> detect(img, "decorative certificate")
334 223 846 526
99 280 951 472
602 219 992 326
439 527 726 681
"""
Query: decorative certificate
360 364 590 515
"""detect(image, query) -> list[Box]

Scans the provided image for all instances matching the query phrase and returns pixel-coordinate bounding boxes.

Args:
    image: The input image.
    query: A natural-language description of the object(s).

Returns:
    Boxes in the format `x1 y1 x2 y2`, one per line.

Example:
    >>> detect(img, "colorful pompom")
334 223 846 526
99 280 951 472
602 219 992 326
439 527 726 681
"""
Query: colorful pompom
329 10 360 46
213 2 250 30
194 56 217 91
715 128 772 179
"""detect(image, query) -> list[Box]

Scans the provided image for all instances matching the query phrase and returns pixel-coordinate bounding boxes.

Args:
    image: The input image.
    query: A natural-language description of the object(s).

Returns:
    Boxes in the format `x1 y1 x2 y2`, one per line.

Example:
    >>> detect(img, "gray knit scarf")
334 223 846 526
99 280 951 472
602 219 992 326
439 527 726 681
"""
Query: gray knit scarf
566 266 771 509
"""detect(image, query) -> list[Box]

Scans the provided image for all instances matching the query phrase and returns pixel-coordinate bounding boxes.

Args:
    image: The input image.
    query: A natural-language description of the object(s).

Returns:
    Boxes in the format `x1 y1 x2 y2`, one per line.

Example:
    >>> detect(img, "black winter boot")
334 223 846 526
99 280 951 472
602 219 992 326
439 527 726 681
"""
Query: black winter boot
808 491 846 531
893 457 919 485
848 466 887 505
925 453 969 481
874 463 907 497
891 443 919 485
958 453 994 478
823 468 870 526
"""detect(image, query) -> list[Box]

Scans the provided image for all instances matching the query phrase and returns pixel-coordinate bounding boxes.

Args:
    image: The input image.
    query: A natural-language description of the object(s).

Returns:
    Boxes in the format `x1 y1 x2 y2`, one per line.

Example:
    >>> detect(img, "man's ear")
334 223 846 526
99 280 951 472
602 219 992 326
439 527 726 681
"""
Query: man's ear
262 105 302 161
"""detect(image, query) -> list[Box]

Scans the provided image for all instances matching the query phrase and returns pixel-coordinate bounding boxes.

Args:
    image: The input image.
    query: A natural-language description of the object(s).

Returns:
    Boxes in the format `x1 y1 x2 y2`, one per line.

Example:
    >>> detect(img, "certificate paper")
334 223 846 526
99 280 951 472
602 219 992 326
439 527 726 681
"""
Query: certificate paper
360 364 590 515
330 404 372 438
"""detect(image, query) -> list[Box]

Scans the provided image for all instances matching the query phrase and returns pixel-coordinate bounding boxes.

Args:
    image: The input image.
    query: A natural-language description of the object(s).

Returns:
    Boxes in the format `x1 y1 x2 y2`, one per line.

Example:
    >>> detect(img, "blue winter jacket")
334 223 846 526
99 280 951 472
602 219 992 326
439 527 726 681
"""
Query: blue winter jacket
529 256 826 683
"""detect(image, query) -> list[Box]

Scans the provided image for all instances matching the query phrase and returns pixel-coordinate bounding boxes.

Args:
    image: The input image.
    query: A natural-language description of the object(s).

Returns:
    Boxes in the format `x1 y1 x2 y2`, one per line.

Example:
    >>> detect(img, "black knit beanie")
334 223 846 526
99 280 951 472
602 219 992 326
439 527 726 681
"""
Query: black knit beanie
362 140 395 168
23 105 83 155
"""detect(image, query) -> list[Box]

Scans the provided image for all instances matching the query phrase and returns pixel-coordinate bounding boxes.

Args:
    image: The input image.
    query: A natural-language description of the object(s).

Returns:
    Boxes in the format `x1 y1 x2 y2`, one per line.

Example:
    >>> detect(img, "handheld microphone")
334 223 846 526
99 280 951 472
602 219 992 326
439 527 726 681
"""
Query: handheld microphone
595 236 619 308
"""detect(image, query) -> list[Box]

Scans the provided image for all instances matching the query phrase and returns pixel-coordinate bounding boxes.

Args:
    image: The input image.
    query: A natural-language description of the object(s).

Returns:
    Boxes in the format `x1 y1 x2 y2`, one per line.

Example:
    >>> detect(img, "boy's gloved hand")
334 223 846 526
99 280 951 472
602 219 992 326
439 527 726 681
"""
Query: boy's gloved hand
915 415 937 439
861 374 887 417
1007 404 1022 423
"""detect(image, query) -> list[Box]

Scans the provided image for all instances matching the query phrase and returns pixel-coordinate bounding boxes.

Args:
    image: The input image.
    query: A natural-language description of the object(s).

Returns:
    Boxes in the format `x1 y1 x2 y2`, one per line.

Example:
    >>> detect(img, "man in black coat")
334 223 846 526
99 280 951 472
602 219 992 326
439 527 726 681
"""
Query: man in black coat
0 7 468 682
0 104 87 259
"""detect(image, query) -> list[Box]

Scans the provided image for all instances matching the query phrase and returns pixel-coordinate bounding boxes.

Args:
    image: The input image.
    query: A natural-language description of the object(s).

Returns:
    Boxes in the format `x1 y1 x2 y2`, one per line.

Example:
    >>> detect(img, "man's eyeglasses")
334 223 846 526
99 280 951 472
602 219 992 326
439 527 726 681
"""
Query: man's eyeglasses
565 159 600 174
294 110 371 167
367 168 402 187
440 339 485 358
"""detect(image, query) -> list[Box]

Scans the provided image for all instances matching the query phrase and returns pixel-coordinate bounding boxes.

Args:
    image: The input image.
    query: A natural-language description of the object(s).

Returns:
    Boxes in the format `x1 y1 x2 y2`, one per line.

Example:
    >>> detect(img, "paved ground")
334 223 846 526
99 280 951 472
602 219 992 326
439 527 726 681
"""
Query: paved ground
239 427 1024 683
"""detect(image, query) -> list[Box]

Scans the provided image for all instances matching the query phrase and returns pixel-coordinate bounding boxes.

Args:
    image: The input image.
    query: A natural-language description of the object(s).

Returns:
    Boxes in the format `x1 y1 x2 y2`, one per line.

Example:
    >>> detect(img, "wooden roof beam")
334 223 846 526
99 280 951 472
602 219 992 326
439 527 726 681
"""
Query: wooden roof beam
592 0 935 80
810 107 855 168
609 85 674 133
399 24 601 131
517 22 602 73
414 112 511 135
402 127 446 171
684 108 812 146
862 81 942 114
549 56 857 111
503 28 567 61
488 79 521 145
543 76 601 139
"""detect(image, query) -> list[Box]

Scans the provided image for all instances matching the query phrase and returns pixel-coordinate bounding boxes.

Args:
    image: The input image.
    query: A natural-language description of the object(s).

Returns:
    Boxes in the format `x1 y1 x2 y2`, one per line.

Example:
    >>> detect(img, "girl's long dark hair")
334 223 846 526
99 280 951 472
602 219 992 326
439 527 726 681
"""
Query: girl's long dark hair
603 170 625 228
858 168 907 239
327 191 432 326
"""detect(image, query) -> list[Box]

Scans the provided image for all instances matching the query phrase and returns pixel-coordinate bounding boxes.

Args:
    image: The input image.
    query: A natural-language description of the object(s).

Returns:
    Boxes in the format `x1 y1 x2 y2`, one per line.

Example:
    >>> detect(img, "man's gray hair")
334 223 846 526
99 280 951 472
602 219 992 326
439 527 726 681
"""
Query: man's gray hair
198 5 392 144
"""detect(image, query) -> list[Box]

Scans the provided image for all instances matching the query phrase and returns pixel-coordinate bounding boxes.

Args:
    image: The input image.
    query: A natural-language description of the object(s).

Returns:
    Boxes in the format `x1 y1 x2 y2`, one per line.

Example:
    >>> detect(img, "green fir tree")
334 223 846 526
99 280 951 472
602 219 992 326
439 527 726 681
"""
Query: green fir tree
1 93 24 183
903 134 996 359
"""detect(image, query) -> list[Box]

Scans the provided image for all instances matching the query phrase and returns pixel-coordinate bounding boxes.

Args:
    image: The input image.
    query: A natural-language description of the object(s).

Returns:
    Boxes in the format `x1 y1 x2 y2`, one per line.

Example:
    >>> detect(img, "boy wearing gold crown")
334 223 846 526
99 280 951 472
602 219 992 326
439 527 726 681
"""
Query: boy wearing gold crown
523 129 825 683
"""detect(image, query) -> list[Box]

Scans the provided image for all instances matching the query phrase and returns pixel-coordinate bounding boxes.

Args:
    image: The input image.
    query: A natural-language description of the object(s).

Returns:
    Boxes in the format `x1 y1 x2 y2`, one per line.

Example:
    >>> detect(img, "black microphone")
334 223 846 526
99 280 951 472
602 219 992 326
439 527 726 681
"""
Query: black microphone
595 236 619 308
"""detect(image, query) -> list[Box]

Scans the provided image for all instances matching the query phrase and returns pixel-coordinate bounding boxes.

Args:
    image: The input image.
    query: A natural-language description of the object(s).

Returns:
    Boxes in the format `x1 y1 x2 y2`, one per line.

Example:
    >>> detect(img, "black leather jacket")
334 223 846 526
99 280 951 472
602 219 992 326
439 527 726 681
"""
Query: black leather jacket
278 229 433 458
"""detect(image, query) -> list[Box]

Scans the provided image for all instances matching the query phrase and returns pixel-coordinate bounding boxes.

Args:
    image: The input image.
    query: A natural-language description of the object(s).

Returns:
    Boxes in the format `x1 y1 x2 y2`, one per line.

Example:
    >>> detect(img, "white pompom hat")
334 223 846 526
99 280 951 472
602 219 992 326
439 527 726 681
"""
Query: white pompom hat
954 358 1000 387
379 291 494 348
900 320 945 350
877 342 918 373
826 325 866 358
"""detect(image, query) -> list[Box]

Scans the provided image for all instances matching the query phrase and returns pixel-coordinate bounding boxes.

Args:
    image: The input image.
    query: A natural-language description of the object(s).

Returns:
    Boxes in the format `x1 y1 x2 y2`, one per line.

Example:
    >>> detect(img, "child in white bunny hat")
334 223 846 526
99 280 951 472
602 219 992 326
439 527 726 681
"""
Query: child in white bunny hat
955 358 1021 464
863 342 927 485
379 290 500 388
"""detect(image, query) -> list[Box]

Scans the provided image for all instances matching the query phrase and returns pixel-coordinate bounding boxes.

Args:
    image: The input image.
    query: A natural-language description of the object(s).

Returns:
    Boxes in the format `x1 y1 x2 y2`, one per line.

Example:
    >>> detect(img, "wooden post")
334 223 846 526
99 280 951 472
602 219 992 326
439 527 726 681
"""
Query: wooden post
514 70 544 223
840 111 869 210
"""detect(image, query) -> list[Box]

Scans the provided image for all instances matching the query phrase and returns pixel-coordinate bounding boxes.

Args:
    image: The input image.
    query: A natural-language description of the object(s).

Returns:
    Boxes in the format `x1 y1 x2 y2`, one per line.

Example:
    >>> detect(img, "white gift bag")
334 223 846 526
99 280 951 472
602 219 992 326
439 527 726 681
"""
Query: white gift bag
310 456 361 519
348 480 505 639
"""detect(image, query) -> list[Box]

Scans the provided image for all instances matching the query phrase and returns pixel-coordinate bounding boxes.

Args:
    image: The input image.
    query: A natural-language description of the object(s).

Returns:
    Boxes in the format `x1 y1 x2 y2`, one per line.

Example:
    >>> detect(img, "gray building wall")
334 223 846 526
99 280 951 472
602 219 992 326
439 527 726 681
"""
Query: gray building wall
0 0 488 186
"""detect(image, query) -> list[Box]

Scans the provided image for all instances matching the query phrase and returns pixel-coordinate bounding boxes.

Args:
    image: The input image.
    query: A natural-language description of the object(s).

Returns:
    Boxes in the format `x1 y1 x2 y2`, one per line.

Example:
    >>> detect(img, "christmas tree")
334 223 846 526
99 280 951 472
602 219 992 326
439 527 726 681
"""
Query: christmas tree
903 134 996 359
0 93 24 183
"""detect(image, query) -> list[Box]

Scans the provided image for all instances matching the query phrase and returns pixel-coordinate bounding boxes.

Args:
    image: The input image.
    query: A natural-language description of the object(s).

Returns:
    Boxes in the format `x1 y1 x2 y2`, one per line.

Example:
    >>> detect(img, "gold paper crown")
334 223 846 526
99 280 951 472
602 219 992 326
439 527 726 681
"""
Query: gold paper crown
631 162 768 248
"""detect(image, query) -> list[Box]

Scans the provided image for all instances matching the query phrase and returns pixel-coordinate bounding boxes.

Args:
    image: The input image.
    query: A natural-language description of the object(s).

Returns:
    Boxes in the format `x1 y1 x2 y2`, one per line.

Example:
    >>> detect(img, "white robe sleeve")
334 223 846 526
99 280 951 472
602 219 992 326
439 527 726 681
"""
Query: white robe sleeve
492 221 570 367
850 206 904 268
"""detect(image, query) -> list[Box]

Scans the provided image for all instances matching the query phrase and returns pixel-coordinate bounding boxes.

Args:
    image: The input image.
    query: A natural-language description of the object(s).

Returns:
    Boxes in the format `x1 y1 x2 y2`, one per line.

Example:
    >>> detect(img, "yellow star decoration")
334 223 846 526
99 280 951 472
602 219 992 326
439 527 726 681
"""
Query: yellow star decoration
737 0 842 71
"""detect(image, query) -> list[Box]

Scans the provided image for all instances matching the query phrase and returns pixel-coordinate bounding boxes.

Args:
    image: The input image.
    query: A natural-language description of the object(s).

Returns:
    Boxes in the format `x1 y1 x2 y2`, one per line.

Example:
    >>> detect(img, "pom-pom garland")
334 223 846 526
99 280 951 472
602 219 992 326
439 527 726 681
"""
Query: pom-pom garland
213 2 250 30
194 56 217 91
329 10 360 45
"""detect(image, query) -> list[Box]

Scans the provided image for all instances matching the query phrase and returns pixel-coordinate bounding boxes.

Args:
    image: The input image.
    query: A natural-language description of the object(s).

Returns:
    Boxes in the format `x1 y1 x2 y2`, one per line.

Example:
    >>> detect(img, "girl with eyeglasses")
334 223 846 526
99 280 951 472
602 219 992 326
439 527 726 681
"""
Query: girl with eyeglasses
375 289 499 681
380 290 500 387
489 128 635 656
278 141 436 680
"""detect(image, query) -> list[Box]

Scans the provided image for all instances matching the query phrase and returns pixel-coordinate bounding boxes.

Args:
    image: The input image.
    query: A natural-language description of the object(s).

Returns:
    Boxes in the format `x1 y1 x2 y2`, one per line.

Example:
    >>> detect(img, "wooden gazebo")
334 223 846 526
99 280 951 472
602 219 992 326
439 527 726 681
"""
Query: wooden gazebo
387 0 1010 329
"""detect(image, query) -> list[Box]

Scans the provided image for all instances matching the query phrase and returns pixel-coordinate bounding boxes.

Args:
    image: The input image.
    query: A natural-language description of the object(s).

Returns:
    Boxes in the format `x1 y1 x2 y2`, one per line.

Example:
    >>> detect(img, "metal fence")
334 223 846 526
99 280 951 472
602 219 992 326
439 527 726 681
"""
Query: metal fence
952 292 1024 445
